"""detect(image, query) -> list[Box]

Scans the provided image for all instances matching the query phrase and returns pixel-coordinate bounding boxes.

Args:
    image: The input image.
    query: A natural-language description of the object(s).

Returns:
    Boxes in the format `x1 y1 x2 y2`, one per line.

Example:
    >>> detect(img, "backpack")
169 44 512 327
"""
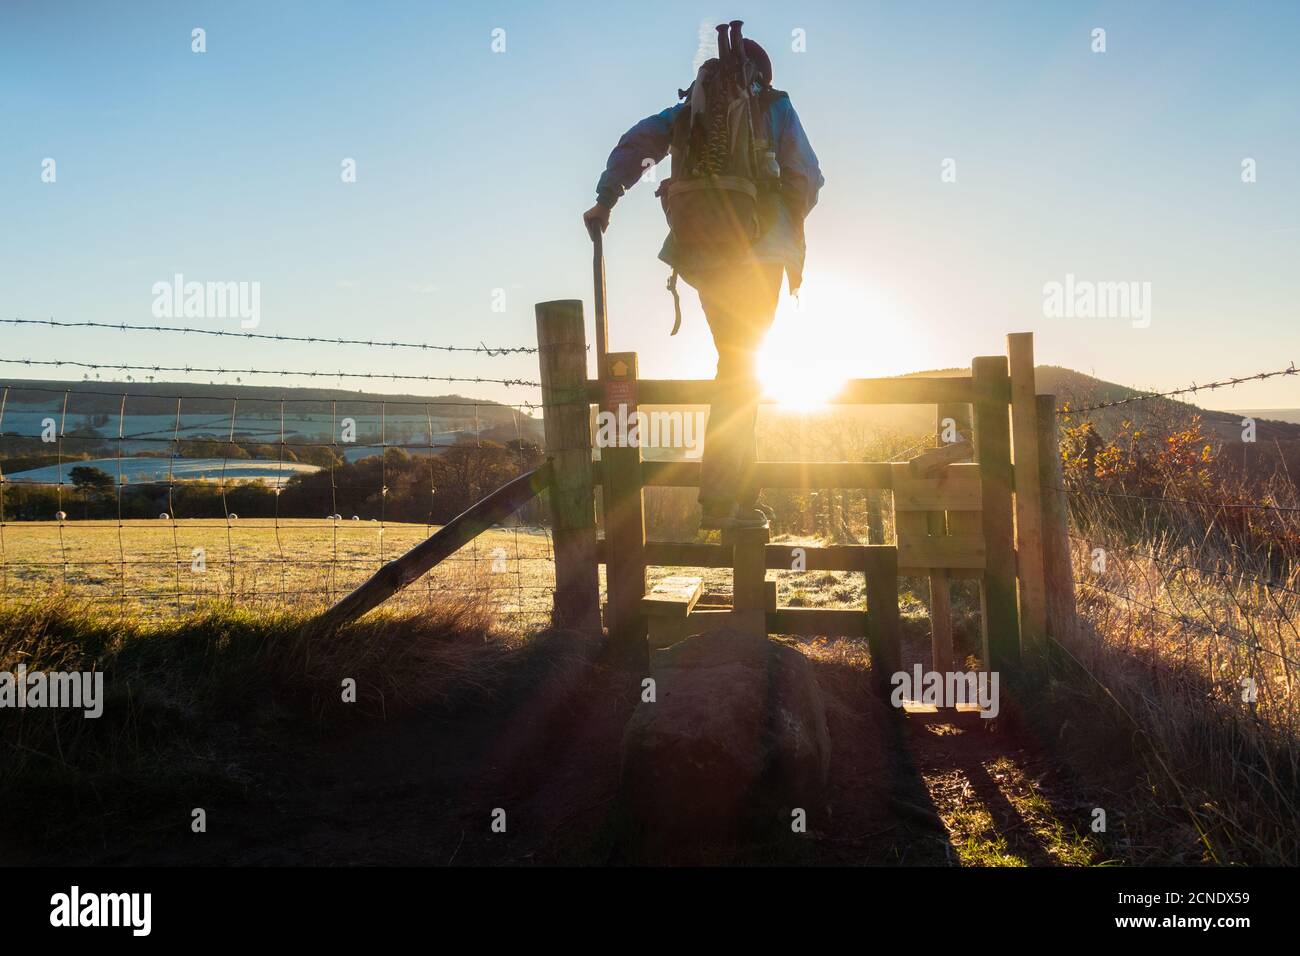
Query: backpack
657 22 782 333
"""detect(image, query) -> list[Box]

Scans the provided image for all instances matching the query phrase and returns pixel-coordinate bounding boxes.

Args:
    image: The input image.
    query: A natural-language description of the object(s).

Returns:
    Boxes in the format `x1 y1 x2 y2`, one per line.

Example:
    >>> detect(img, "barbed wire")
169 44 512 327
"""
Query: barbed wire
1056 362 1297 415
1 318 540 355
0 358 541 390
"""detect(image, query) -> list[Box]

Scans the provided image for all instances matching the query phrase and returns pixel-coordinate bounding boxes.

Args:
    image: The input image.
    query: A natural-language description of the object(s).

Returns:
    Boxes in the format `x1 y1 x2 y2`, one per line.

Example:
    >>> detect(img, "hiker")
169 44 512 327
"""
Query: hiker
583 21 823 531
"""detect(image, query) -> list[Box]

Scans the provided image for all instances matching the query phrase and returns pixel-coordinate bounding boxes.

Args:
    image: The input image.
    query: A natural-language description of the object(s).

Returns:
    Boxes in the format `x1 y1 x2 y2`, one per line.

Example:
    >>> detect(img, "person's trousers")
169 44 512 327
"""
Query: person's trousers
694 261 784 517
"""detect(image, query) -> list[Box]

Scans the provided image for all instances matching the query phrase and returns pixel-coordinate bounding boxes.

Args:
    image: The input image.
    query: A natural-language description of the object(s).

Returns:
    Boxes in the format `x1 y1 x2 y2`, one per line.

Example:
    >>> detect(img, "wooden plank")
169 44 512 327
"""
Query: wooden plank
890 467 984 512
1036 393 1077 644
766 607 869 638
895 533 985 570
767 543 899 575
599 351 646 645
642 575 703 618
834 376 978 406
535 301 601 632
631 459 979 490
618 539 981 579
589 375 979 407
1007 333 1048 657
972 355 1021 669
756 461 897 489
320 464 554 627
616 540 900 575
895 509 928 539
639 459 895 489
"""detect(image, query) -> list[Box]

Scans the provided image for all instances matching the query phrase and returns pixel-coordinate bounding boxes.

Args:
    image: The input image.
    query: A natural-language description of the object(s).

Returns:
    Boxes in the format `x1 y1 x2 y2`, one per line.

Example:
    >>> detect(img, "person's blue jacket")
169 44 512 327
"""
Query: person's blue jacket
595 92 824 292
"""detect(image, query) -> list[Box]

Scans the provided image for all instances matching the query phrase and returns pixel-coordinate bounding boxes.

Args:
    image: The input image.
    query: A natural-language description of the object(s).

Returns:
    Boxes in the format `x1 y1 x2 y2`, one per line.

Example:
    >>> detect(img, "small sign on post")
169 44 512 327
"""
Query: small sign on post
604 356 637 412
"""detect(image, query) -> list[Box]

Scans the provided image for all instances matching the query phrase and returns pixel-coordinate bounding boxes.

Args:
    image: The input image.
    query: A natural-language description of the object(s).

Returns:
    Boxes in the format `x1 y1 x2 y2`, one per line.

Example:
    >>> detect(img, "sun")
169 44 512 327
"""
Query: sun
757 271 916 407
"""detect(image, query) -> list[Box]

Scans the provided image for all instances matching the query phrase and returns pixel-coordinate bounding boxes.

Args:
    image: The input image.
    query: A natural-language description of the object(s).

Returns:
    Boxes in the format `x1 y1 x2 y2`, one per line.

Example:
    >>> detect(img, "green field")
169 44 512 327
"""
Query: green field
0 518 559 622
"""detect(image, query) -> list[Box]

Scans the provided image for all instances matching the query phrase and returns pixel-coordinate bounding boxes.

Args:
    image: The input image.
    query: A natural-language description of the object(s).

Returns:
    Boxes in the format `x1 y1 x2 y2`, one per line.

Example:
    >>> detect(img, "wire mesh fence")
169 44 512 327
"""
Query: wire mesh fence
0 324 561 630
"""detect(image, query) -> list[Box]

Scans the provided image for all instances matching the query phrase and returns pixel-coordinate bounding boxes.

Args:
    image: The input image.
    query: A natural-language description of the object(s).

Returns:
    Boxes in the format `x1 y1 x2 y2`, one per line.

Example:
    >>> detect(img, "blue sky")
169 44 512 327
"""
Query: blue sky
2 0 1298 408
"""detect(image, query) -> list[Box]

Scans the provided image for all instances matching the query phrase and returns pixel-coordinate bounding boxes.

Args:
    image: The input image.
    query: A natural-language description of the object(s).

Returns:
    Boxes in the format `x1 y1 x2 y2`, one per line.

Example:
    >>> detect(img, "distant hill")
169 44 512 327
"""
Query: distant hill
0 378 545 463
1229 409 1300 427
1034 366 1300 444
0 377 542 438
754 365 1300 448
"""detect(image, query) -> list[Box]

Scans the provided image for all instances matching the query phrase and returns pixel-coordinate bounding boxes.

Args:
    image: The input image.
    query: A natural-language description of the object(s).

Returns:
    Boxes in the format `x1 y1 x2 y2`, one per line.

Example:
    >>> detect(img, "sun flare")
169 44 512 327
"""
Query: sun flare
757 272 918 408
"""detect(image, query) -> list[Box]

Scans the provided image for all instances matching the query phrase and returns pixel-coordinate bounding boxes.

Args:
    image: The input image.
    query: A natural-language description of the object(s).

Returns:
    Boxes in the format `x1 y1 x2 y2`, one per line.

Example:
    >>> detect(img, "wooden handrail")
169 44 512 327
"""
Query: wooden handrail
586 375 988 407
618 459 980 490
318 462 554 627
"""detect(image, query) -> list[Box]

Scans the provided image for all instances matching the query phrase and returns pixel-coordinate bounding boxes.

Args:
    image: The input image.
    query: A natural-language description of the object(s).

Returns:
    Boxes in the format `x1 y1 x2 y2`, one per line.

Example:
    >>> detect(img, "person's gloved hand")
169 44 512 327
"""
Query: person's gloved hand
582 202 610 237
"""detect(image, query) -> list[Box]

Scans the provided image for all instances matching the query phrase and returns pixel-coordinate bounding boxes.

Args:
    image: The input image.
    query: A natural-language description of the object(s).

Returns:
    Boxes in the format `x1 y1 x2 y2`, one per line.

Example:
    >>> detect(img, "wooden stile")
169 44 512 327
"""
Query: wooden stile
325 296 1056 689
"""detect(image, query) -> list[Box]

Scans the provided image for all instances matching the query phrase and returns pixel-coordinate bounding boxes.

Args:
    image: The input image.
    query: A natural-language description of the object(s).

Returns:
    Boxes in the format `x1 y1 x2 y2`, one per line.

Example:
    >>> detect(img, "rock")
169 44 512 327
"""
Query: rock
619 628 830 843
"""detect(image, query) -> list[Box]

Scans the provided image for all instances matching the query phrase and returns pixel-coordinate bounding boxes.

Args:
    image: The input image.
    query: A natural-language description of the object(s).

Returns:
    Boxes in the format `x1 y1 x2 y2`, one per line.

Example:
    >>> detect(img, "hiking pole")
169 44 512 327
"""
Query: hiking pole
587 220 610 391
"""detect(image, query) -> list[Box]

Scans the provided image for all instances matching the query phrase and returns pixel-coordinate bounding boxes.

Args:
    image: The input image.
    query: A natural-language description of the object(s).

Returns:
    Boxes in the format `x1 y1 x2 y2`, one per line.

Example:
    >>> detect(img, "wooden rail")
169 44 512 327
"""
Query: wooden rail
586 375 987 407
622 459 981 490
542 308 1074 675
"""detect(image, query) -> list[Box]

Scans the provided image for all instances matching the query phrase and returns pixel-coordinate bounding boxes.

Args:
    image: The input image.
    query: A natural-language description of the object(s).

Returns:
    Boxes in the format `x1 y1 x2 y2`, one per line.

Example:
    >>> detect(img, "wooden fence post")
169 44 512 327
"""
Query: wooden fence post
535 300 601 633
971 355 1021 670
865 546 902 679
600 351 647 644
1007 333 1048 659
1036 393 1077 645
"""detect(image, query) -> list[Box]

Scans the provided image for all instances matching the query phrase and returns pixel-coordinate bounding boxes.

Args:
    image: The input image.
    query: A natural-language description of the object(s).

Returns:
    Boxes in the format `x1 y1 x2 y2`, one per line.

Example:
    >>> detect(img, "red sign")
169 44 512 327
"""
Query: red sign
604 357 636 410
604 379 636 410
